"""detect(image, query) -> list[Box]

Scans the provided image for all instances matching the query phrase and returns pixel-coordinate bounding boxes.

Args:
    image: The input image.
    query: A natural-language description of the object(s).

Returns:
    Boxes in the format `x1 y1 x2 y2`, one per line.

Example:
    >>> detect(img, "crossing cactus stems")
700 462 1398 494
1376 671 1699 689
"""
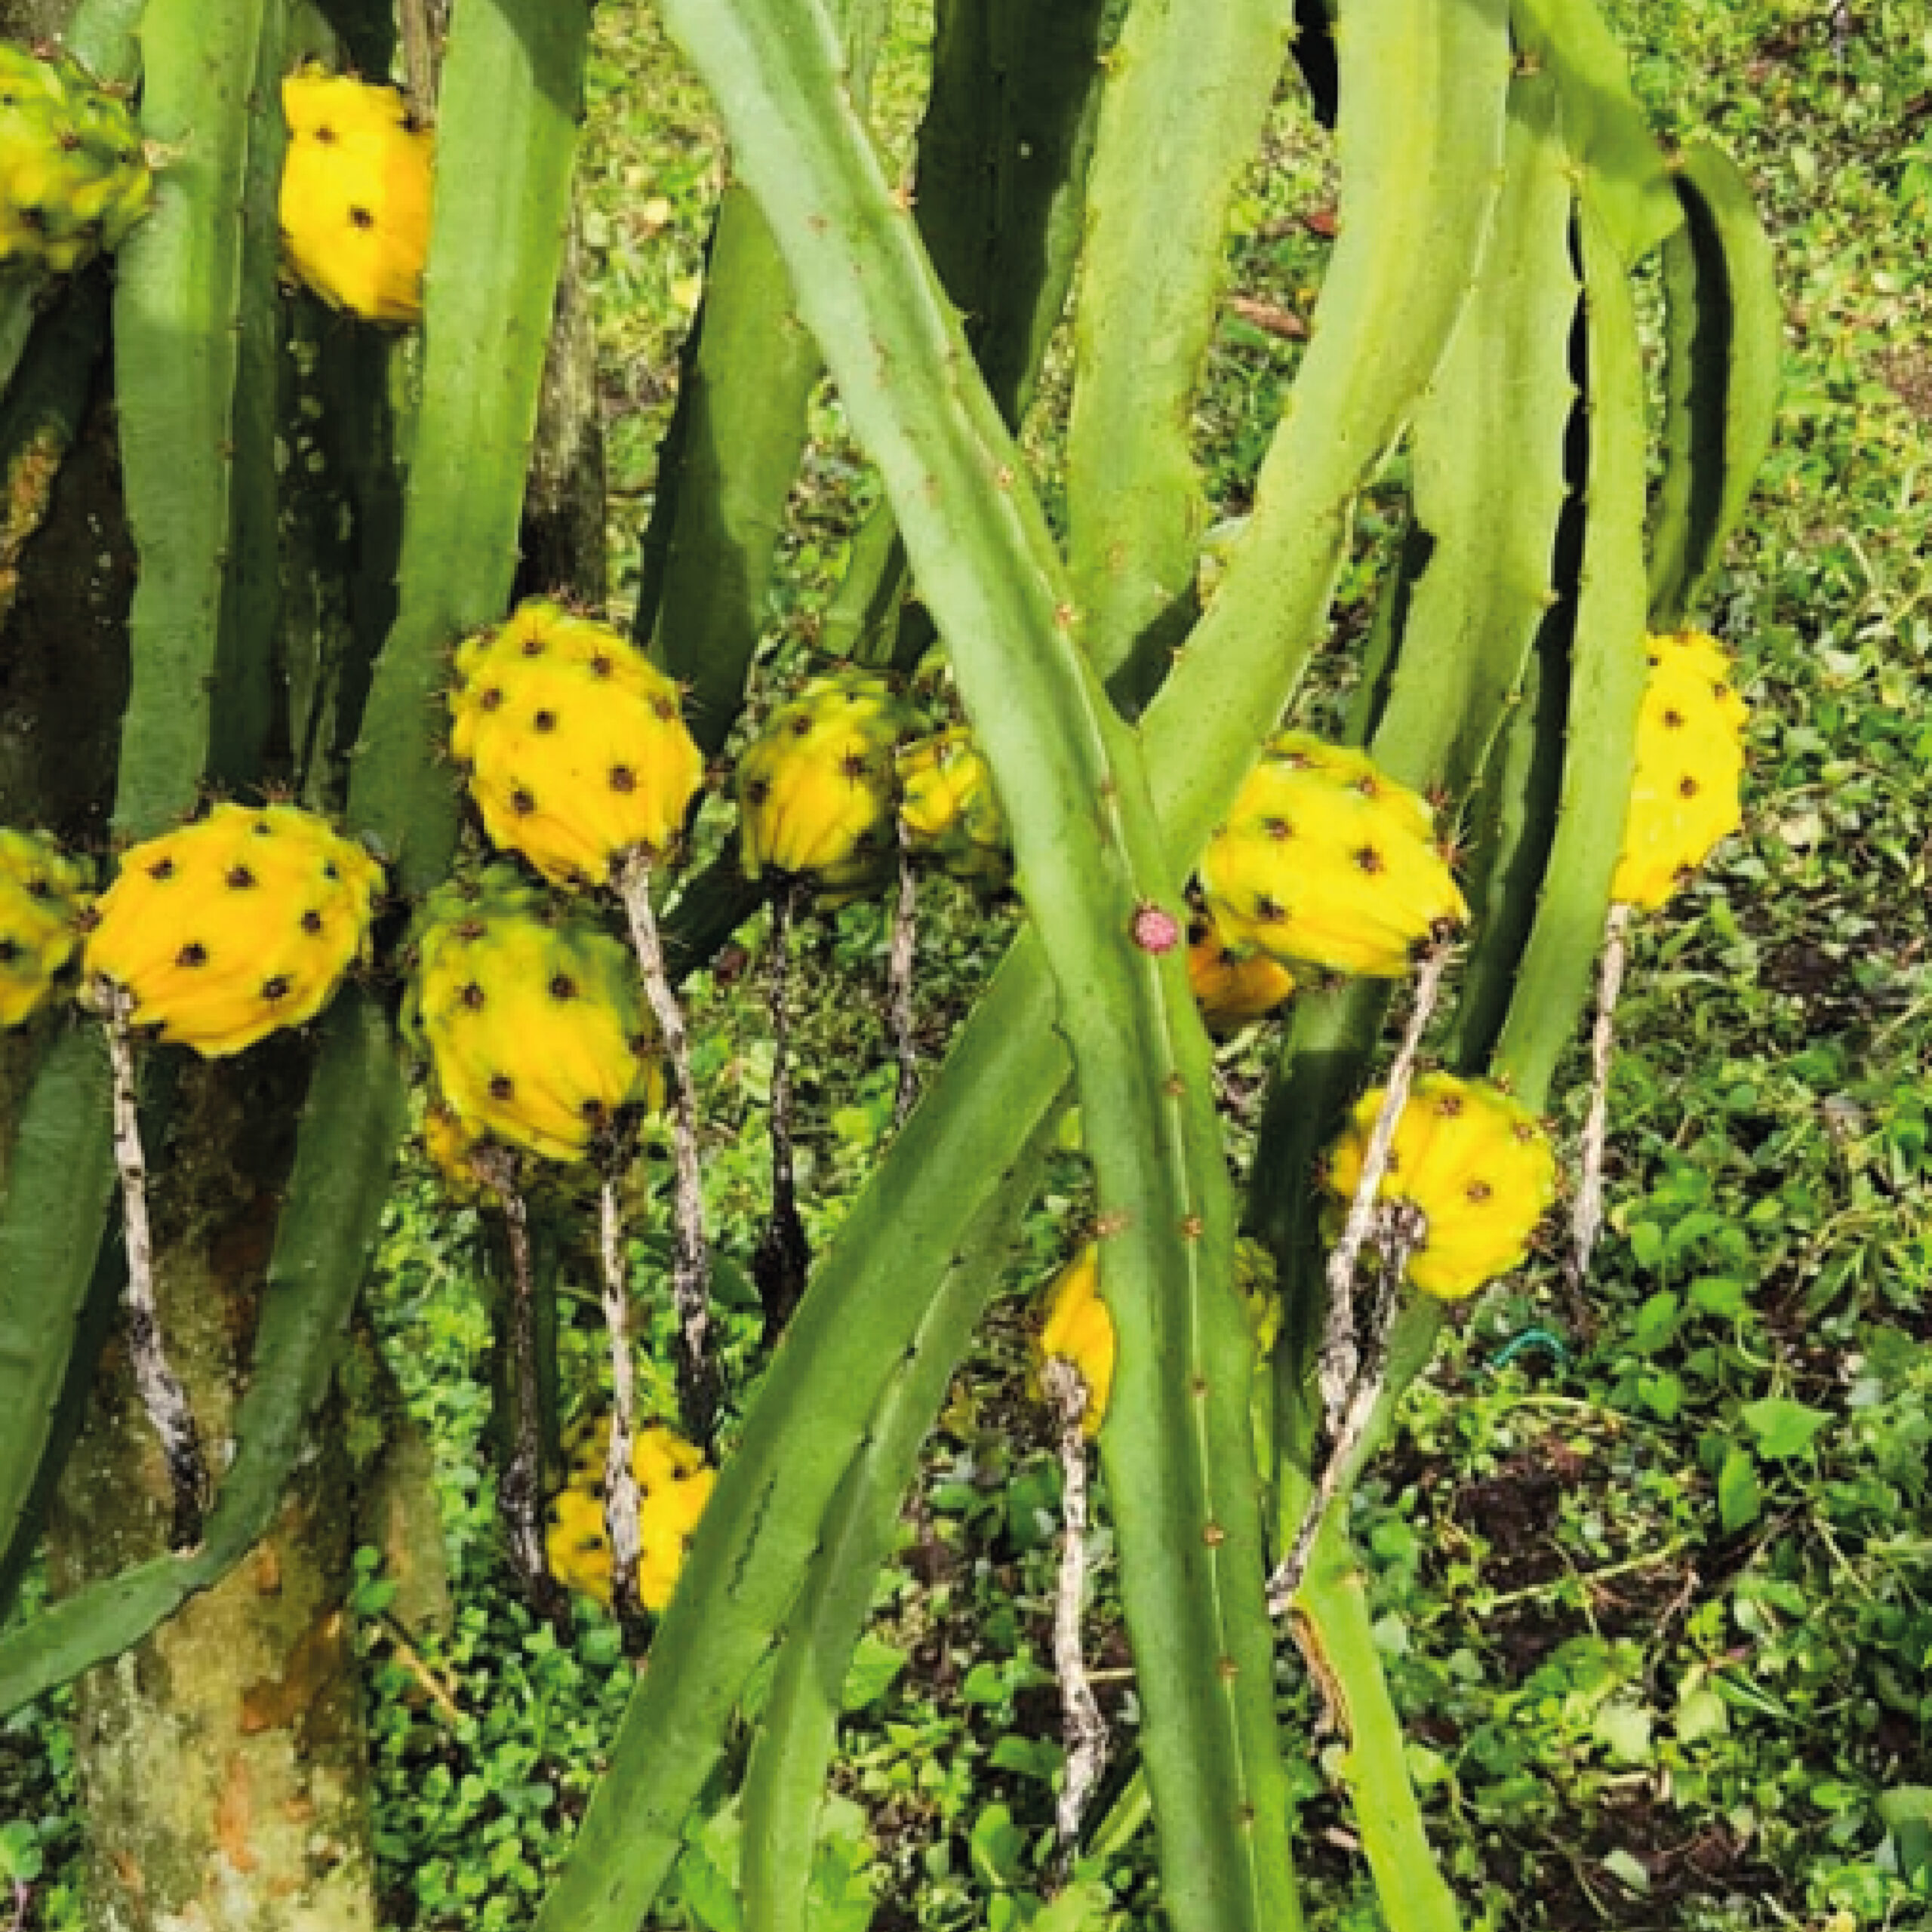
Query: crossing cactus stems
0 0 1776 1926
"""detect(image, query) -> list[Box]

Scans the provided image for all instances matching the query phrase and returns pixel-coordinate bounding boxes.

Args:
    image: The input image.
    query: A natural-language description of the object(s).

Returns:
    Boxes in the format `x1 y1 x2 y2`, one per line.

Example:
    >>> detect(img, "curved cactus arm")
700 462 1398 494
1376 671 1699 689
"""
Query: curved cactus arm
1063 0 1294 702
1139 0 1511 861
1487 204 1648 1111
740 1118 1057 1932
537 942 1069 1932
653 6 1303 1927
109 0 271 836
0 988 408 1715
1289 1508 1461 1932
542 0 1512 1914
1365 66 1579 803
1509 0 1681 269
1647 140 1782 631
918 0 1120 431
633 189 819 752
0 1028 119 1622
349 0 592 893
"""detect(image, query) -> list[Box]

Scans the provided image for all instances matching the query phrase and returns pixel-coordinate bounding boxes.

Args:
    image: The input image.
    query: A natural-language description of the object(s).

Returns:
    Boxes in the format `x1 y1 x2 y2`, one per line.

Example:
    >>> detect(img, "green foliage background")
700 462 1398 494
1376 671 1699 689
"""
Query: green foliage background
5 1 1932 1927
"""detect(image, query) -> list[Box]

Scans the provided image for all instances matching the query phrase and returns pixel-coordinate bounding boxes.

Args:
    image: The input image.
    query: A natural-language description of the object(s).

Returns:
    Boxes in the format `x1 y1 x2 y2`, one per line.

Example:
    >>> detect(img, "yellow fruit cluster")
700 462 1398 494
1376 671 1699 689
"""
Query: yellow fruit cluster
1034 1236 1282 1436
84 804 380 1056
0 44 149 273
1612 629 1749 912
1186 909 1295 1032
1321 1072 1556 1300
278 69 432 325
0 828 91 1029
545 1417 716 1613
738 671 912 894
897 726 1008 886
1198 733 1466 978
407 867 659 1164
448 598 705 889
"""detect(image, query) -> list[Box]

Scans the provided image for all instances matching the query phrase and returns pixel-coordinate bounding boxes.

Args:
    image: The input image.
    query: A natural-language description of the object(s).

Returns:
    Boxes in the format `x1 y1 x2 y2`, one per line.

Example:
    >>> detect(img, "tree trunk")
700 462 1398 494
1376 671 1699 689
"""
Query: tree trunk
45 1053 379 1932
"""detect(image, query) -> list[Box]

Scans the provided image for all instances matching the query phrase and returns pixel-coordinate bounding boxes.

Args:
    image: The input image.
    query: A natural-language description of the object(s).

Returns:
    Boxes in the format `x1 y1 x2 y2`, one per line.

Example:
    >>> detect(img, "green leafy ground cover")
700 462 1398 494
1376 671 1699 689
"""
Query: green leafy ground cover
6 2 1932 1927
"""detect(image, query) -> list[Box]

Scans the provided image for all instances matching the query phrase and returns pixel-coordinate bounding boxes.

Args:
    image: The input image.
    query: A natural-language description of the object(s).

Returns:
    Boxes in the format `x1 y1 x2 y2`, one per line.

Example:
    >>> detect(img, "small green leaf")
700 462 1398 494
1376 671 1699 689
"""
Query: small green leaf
970 1804 1026 1890
1717 1446 1761 1532
841 1633 908 1712
1740 1397 1832 1460
1593 1698 1654 1766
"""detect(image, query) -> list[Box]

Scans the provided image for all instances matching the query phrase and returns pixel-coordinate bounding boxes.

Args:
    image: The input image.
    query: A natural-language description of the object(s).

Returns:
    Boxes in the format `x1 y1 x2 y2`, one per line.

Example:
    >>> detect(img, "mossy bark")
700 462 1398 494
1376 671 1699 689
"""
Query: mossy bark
46 1052 379 1932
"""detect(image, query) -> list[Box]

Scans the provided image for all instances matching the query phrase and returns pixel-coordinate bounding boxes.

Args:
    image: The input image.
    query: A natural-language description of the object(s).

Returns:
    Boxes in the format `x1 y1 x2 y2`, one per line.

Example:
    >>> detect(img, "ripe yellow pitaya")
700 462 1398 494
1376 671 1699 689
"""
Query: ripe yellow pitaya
0 43 149 273
1612 629 1749 912
448 598 705 888
545 1417 715 1612
278 69 432 325
82 804 381 1056
897 725 1009 887
737 670 913 896
1321 1072 1556 1299
405 866 660 1164
1186 909 1294 1032
0 827 90 1028
1033 1237 1282 1436
1198 732 1466 979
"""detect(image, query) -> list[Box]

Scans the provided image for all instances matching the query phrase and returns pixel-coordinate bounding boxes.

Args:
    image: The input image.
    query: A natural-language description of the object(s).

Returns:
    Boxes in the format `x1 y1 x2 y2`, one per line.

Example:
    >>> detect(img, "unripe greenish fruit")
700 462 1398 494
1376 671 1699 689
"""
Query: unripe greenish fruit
1322 1072 1556 1299
1198 731 1466 978
0 43 149 274
546 1417 717 1612
406 866 660 1164
897 725 1010 886
279 69 432 325
737 670 914 895
449 599 705 886
0 827 91 1029
82 804 381 1056
1612 629 1749 912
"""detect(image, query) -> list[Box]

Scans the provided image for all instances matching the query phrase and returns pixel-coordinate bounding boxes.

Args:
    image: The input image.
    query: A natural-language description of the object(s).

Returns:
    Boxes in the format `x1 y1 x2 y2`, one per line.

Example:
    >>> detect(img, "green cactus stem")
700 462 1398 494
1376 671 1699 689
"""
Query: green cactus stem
1066 0 1294 703
540 0 1509 1918
349 0 591 891
1509 0 1682 269
0 1026 118 1614
1488 205 1649 1110
110 0 271 836
737 1115 1054 1932
1647 141 1783 630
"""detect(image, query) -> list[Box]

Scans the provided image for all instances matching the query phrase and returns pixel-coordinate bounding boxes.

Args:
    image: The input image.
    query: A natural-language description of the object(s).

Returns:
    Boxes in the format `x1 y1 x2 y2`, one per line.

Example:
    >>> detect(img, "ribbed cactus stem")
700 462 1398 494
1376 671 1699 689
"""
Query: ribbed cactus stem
469 1146 565 1623
1269 1201 1424 1614
889 820 918 1128
1571 899 1632 1291
615 850 717 1441
1316 937 1454 1433
598 1168 648 1650
1042 1355 1106 1872
753 881 809 1334
100 990 207 1549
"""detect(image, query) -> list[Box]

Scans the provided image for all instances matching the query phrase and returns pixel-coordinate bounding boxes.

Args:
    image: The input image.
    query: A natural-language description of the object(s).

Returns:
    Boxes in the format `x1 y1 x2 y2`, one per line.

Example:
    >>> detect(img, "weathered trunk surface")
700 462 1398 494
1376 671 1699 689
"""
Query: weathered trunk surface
45 1054 379 1932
